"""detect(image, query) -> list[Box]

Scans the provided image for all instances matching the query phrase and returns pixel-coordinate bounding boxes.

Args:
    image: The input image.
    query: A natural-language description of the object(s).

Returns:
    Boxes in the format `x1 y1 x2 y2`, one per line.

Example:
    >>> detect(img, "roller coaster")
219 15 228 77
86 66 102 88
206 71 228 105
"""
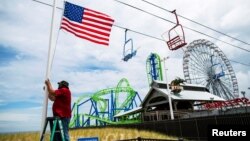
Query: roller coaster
146 53 163 85
70 78 142 128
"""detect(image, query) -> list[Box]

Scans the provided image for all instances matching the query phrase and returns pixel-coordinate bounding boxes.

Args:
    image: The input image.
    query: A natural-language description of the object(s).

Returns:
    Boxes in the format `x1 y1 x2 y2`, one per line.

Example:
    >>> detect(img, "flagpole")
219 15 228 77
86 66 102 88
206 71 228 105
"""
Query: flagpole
40 0 58 139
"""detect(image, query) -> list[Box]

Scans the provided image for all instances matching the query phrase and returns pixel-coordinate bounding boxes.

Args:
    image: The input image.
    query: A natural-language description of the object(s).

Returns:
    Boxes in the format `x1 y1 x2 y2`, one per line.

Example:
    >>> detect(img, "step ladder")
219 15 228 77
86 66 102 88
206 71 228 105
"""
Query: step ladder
40 117 66 141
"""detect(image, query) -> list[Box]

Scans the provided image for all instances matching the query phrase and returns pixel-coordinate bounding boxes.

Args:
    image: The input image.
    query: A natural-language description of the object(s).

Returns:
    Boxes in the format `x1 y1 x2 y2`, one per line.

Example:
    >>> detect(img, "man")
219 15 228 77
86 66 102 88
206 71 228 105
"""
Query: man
45 79 71 141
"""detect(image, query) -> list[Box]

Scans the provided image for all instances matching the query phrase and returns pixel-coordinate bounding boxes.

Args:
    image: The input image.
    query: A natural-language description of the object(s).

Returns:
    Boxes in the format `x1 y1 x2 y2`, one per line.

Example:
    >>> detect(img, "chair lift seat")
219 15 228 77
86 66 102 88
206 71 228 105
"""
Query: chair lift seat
165 10 187 51
167 35 187 50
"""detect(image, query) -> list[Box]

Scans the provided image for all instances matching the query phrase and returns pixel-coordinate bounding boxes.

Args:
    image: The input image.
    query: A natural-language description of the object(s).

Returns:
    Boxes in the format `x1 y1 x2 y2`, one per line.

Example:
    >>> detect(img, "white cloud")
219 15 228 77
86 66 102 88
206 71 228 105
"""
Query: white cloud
0 113 35 122
0 107 42 132
236 71 250 98
220 4 250 31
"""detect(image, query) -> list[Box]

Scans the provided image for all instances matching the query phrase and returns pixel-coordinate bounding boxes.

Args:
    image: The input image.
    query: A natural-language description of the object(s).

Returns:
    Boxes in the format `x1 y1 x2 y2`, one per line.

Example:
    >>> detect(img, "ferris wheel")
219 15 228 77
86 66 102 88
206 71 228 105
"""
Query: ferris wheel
183 39 239 100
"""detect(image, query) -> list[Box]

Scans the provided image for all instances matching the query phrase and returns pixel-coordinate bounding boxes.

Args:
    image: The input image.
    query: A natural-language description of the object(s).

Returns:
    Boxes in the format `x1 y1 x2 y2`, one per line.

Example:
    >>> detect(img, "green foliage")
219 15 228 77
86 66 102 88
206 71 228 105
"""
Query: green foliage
171 77 185 86
170 77 185 94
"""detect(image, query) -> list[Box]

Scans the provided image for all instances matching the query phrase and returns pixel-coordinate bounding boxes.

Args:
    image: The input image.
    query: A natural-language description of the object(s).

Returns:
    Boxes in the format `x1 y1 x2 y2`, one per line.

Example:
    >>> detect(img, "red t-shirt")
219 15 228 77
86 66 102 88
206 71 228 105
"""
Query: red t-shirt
53 87 71 118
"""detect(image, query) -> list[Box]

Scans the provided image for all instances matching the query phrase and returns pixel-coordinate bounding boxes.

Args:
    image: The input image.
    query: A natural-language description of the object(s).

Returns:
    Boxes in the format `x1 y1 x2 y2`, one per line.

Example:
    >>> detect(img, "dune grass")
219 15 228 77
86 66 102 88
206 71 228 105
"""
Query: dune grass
0 132 47 141
70 127 177 141
0 127 177 141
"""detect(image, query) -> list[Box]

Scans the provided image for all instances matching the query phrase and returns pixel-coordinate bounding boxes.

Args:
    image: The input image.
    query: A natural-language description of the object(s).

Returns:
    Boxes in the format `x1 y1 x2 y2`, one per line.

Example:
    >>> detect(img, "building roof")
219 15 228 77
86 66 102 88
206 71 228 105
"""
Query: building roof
155 87 225 101
141 80 225 107
152 80 208 89
114 106 142 118
115 81 225 118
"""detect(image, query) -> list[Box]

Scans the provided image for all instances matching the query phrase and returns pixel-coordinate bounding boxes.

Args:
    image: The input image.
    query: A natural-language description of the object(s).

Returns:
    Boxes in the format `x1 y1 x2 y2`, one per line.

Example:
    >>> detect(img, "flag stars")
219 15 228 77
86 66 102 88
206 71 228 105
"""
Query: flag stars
63 2 83 23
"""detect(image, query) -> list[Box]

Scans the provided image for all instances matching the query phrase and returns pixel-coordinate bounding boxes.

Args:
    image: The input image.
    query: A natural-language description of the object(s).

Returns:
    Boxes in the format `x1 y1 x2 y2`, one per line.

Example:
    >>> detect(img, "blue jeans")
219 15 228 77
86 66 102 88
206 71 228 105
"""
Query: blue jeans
61 118 70 141
53 118 70 141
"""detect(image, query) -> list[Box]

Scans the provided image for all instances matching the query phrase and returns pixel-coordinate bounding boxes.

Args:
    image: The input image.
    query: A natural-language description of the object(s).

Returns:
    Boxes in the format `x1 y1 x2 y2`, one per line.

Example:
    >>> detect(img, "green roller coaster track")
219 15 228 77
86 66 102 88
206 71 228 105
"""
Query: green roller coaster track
70 78 142 128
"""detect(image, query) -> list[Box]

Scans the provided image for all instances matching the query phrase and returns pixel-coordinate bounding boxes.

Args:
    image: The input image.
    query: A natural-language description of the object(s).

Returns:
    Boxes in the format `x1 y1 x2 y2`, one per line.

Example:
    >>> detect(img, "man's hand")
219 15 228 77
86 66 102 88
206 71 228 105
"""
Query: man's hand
44 79 56 101
45 79 50 86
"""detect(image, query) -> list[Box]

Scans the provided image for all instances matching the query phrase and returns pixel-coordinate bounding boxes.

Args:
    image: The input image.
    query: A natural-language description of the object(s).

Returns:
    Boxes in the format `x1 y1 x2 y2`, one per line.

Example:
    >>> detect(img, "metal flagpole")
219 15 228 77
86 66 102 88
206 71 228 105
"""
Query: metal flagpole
162 57 174 120
40 0 58 139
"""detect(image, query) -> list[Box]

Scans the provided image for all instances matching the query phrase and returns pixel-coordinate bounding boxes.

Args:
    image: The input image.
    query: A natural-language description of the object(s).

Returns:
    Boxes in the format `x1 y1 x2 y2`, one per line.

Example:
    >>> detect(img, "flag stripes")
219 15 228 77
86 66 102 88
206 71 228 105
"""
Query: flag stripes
60 2 114 46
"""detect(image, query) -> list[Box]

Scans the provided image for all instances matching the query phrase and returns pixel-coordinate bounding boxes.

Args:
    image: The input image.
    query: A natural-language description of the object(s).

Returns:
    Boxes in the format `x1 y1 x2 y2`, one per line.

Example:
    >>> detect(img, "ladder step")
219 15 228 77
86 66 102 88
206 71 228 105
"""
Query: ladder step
40 117 66 141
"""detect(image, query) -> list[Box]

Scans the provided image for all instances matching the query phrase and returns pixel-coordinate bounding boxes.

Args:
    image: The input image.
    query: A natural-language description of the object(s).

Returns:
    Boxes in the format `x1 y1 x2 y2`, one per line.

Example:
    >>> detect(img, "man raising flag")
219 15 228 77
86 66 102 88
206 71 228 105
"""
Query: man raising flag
41 1 115 140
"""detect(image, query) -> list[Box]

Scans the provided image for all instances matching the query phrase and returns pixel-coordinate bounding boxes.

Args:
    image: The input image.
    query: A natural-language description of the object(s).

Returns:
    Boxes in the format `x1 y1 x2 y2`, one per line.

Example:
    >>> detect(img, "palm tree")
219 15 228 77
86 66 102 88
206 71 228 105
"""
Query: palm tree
170 77 185 93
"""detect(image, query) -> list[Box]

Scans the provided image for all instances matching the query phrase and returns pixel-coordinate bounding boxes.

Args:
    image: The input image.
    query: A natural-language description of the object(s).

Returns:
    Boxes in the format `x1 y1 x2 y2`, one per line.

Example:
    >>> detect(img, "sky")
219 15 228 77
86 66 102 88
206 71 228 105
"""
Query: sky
0 0 250 133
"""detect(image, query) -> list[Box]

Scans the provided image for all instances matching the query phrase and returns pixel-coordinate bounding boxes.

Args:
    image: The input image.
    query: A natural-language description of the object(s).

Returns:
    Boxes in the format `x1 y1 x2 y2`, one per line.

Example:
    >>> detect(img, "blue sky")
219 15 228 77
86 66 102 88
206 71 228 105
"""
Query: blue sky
0 0 250 132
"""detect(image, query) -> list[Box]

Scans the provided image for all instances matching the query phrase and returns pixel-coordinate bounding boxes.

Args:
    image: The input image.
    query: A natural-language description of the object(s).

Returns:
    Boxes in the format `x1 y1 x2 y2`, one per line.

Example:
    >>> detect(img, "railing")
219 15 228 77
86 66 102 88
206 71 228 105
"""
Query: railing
143 110 190 121
142 107 250 122
111 113 250 141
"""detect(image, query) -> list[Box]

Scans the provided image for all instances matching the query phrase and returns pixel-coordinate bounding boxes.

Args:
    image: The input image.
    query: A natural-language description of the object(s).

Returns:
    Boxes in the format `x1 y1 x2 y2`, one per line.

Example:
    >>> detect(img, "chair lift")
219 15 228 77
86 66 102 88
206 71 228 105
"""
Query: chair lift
122 29 137 61
165 10 187 51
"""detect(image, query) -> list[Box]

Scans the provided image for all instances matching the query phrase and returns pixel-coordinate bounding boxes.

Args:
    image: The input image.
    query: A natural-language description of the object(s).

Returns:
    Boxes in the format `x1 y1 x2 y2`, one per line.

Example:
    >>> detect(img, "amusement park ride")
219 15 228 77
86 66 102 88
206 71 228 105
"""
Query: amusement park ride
70 78 142 128
122 10 187 62
70 9 241 128
146 53 163 85
183 39 239 100
122 29 137 61
162 10 187 51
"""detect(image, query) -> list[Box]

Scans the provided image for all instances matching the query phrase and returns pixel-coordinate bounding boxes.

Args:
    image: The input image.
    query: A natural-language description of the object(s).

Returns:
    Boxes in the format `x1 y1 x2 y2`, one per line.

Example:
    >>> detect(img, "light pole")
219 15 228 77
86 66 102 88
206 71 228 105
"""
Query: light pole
162 57 174 120
210 97 214 108
209 97 214 116
248 87 250 97
241 91 247 112
241 91 246 98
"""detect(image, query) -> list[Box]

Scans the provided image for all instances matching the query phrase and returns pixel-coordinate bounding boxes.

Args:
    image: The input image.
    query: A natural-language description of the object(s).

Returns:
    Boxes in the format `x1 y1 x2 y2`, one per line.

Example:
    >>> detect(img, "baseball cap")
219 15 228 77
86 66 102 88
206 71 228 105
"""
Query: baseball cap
58 80 69 87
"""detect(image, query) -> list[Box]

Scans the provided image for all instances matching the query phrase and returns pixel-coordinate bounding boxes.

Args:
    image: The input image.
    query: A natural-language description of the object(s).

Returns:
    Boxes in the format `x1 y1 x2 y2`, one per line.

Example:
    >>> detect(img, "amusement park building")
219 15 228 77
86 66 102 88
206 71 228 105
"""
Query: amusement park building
114 80 225 120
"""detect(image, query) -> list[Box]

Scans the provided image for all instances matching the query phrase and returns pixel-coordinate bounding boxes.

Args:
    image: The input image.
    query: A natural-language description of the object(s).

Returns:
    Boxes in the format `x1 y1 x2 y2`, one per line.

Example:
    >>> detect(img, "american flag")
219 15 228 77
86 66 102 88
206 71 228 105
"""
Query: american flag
61 1 114 46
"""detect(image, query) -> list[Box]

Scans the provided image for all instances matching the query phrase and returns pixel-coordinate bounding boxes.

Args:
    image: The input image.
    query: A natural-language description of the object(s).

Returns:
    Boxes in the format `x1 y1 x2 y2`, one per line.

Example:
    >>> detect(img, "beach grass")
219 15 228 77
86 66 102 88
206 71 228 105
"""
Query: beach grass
0 127 177 141
0 132 47 141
